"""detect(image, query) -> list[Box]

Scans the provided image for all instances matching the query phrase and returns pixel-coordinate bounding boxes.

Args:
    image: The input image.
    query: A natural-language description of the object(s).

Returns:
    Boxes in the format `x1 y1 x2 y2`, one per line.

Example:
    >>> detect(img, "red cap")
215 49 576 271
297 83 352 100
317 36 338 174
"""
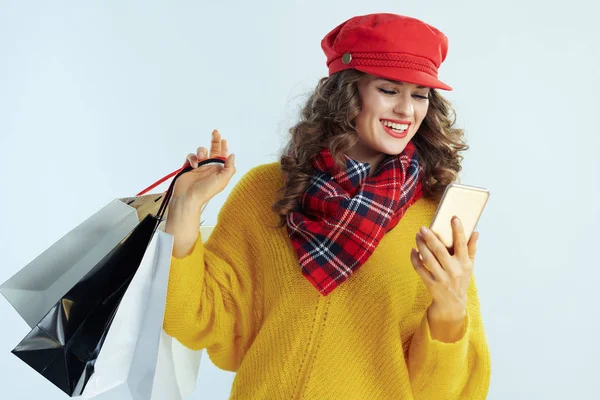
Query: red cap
321 13 452 91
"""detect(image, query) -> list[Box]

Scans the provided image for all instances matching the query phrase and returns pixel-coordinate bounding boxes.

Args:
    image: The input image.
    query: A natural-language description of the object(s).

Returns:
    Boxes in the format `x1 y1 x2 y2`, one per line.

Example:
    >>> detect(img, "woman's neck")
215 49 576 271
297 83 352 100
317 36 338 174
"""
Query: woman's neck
345 148 386 177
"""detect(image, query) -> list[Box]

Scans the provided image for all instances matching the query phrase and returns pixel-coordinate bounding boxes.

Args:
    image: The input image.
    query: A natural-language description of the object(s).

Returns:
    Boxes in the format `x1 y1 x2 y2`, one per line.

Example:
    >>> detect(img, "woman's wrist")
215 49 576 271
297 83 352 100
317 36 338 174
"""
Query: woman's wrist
427 301 467 343
428 300 466 322
166 195 204 258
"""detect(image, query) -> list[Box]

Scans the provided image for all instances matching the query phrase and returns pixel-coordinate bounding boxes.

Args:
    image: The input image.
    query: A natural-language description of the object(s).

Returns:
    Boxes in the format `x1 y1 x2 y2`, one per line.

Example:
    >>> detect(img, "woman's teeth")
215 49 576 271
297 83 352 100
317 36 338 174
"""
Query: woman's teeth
381 120 408 132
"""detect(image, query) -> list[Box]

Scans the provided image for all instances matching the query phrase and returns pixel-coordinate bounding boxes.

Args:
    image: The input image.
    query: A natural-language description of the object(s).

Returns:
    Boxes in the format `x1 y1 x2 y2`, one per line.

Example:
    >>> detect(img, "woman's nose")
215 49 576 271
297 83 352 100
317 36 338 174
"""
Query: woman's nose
393 94 414 116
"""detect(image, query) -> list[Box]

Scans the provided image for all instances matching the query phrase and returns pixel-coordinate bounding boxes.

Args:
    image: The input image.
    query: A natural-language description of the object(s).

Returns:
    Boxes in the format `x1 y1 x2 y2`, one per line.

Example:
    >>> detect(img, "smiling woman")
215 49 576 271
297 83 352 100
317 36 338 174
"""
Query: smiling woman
163 12 490 400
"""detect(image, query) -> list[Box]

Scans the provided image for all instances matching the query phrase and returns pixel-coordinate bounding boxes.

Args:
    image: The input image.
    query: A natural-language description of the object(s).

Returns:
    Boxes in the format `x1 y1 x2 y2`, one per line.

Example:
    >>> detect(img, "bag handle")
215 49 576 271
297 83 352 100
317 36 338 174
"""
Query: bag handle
136 156 227 223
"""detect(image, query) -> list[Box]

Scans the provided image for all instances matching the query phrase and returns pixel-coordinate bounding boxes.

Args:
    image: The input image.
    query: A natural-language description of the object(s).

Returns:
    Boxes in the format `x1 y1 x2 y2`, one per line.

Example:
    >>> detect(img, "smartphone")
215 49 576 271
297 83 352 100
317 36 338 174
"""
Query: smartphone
429 183 490 249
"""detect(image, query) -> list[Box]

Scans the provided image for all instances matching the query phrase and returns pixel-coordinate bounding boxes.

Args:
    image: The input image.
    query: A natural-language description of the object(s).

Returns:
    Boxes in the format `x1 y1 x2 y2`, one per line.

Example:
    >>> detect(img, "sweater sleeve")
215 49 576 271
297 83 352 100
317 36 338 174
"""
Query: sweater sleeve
407 277 491 399
162 168 264 372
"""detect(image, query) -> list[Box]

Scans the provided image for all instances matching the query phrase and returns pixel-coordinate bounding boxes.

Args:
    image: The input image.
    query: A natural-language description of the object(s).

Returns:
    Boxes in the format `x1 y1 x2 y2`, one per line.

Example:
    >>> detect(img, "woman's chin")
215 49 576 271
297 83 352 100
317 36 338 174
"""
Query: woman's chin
379 141 410 156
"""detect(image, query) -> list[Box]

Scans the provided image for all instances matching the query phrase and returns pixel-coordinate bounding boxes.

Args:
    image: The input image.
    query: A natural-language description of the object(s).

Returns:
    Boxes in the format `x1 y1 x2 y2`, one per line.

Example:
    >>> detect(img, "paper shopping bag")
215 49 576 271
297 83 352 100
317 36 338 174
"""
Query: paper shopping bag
114 194 210 398
81 226 214 400
79 228 173 399
152 225 214 399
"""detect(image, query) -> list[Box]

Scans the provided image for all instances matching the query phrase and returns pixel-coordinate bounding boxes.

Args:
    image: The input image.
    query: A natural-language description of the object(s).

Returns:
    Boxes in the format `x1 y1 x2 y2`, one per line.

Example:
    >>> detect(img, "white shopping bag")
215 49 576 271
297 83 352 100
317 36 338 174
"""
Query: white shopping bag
81 227 213 400
153 226 215 399
81 229 172 399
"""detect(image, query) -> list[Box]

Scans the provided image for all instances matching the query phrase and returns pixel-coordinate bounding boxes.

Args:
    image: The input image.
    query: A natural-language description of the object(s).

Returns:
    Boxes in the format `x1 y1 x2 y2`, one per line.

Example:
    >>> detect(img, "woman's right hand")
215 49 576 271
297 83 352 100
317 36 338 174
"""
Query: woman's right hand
172 129 237 208
166 129 236 257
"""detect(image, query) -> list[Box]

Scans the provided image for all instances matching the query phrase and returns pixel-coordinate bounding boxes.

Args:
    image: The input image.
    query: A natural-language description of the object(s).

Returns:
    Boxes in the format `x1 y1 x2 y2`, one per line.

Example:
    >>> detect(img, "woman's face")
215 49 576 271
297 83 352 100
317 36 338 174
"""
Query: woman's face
349 74 431 169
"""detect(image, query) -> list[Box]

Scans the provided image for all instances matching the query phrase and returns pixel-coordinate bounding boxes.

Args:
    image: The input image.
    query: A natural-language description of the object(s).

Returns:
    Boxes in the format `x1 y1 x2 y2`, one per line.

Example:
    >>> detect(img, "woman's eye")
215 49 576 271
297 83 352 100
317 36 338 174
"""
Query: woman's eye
378 88 397 95
378 87 429 100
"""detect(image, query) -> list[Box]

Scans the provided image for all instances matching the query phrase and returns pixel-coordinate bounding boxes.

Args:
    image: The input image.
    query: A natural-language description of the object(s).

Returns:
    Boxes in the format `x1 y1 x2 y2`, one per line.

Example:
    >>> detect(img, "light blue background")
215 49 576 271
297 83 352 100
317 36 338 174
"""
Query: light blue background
1 1 598 399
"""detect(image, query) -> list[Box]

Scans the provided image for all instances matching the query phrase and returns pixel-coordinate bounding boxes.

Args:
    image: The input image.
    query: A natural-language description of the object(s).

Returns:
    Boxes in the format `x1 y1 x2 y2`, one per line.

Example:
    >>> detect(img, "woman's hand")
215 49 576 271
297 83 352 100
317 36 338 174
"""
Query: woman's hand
410 217 479 335
172 129 236 207
165 129 236 258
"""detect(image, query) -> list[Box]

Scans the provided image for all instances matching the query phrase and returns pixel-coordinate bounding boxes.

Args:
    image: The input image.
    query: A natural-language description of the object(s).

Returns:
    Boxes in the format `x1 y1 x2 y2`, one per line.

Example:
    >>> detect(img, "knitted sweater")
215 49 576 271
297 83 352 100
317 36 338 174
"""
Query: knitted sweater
163 162 491 399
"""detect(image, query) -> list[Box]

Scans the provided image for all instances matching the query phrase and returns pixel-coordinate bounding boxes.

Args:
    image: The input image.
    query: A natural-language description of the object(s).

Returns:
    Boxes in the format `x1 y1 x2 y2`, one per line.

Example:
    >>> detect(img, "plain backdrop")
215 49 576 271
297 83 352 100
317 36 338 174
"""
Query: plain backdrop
1 1 598 399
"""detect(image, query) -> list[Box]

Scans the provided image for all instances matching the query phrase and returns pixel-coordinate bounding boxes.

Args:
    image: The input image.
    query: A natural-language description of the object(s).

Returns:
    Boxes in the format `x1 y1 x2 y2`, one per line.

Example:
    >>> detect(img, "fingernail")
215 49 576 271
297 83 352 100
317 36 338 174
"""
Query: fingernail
452 216 460 226
420 226 428 235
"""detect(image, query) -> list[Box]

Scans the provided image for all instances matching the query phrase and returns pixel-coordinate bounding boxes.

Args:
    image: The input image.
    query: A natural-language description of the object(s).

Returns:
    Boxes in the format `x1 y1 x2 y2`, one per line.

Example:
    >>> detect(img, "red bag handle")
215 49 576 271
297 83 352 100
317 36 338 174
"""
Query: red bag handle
136 156 227 196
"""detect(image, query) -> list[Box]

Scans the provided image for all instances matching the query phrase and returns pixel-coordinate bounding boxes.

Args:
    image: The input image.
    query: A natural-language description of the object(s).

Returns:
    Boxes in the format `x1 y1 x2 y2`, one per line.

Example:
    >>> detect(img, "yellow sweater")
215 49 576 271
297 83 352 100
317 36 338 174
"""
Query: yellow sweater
163 162 491 399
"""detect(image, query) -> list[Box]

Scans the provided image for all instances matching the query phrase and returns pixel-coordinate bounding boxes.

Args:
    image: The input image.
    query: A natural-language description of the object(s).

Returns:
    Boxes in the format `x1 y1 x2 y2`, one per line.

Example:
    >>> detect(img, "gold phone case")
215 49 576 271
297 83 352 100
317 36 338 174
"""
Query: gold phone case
429 183 490 248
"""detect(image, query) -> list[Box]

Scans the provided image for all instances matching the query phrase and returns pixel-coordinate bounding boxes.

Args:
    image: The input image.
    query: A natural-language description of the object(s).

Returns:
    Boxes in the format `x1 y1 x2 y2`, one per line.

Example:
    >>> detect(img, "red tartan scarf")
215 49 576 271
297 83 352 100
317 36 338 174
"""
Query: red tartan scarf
286 142 424 296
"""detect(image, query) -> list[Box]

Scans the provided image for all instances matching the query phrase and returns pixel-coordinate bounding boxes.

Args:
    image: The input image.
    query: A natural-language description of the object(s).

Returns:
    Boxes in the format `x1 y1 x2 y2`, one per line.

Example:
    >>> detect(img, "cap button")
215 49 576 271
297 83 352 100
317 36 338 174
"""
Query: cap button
341 52 352 64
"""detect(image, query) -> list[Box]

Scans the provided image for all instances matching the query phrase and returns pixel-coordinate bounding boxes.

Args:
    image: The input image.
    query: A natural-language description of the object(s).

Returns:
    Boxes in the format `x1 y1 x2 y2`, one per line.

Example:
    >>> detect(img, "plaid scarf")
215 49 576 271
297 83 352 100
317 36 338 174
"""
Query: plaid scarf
286 142 424 296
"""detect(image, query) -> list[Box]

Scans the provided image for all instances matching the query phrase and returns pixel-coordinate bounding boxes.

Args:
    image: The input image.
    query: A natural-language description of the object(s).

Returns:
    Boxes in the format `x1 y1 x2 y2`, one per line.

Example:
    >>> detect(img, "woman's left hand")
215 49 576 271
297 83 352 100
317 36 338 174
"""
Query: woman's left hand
410 216 479 322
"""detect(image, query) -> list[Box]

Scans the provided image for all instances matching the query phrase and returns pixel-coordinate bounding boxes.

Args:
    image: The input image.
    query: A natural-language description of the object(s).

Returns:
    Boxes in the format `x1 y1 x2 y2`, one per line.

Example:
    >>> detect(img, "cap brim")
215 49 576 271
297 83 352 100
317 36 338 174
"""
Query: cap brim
354 65 453 91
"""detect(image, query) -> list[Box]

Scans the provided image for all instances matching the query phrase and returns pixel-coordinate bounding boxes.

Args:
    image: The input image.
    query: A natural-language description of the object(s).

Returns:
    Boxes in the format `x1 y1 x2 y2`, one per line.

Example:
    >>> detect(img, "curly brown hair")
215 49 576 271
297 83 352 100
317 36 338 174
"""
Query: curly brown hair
271 69 468 228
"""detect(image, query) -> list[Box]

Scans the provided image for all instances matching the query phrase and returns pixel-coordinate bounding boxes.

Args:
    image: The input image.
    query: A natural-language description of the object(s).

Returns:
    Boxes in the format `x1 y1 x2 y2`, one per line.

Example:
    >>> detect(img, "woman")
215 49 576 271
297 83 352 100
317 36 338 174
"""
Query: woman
164 13 491 399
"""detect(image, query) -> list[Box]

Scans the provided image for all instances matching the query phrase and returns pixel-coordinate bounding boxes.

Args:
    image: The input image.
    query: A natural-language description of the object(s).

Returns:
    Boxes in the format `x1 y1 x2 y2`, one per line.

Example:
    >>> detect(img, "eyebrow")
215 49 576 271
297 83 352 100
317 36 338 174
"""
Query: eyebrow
375 78 429 90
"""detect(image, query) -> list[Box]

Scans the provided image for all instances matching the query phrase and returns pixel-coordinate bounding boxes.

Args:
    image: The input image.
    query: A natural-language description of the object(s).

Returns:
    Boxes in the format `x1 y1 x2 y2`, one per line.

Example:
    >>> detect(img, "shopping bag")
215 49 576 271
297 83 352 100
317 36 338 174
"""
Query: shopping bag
115 192 212 399
151 226 216 399
80 228 173 399
2 157 224 397
82 226 215 400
